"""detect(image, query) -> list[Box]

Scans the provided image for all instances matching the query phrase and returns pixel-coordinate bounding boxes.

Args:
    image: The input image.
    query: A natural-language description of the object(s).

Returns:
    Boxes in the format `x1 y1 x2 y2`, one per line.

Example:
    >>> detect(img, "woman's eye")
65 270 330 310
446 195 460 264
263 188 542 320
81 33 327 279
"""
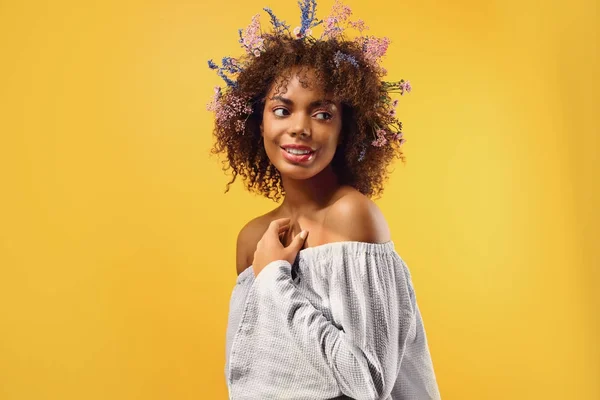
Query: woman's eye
314 112 332 120
273 108 288 117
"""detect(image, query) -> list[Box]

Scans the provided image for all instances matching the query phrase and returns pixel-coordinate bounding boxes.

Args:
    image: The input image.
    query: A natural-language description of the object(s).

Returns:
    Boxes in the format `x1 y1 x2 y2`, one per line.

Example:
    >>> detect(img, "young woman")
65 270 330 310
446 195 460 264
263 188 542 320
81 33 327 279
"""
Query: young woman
208 1 440 398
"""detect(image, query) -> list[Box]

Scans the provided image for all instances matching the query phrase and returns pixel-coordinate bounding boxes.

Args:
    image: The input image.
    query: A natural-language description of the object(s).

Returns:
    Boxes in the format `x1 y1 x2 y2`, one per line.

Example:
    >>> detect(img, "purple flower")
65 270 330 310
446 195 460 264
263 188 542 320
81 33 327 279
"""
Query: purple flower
334 51 359 68
221 57 242 74
357 145 367 162
263 7 290 33
298 0 321 36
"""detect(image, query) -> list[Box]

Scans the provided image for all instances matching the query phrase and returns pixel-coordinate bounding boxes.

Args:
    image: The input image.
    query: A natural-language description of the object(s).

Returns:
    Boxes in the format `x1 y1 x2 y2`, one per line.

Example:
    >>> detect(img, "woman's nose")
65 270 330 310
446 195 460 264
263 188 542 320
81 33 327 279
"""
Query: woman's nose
289 113 311 137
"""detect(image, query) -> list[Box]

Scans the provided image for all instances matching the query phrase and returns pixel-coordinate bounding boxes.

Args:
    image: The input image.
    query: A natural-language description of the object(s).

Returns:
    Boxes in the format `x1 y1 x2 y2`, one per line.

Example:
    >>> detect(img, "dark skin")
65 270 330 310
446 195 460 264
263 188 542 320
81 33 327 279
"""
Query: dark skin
244 67 391 277
251 217 306 276
252 67 344 276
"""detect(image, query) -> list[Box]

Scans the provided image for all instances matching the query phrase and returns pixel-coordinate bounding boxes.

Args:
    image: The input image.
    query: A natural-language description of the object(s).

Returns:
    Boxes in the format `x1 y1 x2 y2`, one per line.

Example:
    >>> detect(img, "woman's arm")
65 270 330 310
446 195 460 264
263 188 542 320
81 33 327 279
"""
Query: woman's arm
253 255 414 400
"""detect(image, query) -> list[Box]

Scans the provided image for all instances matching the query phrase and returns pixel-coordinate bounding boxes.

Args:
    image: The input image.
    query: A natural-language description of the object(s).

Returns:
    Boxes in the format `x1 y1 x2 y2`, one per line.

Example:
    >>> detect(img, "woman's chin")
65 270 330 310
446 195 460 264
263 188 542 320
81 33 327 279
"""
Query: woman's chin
268 150 335 180
276 165 319 180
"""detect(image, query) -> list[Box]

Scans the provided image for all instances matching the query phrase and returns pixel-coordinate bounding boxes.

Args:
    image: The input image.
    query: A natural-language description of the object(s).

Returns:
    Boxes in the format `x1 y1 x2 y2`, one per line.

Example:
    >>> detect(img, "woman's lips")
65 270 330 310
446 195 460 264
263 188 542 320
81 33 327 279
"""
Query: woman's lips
280 147 315 163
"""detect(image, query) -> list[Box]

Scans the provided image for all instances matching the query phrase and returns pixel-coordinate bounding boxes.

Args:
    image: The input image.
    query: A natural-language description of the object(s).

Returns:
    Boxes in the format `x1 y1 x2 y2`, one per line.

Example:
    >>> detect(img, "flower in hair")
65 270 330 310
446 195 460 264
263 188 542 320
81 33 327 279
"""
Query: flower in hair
206 86 222 111
391 132 406 144
263 7 290 34
293 26 312 38
399 81 412 95
348 19 368 33
206 0 413 152
356 35 391 73
239 14 265 56
297 0 322 37
357 145 367 162
333 50 359 68
371 129 388 147
321 0 367 39
207 89 252 134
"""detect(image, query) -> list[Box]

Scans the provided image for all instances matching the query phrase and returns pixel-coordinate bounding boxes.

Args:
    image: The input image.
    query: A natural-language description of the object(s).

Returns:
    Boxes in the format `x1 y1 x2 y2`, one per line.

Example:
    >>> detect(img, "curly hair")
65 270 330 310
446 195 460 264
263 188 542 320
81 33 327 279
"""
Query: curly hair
210 34 407 202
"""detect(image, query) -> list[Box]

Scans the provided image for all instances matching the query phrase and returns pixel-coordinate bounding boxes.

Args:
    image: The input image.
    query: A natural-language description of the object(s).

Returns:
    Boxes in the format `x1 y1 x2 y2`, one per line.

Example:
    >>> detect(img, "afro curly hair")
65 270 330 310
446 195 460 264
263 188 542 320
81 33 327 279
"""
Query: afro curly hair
209 33 408 203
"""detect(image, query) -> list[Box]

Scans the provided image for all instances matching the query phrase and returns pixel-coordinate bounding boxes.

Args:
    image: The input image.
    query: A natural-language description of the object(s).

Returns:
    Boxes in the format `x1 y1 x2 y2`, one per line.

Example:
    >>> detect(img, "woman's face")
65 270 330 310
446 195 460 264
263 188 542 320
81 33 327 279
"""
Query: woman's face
260 68 342 181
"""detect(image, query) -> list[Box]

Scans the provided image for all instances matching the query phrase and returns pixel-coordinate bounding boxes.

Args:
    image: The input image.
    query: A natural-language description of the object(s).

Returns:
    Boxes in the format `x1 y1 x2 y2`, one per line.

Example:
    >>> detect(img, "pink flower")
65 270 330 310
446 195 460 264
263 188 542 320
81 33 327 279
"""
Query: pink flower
329 0 352 22
293 26 312 38
388 98 399 116
211 92 252 131
322 17 339 38
362 36 390 64
241 14 265 56
371 129 388 147
321 0 354 39
391 132 404 141
372 137 387 147
399 81 412 95
348 19 368 33
206 86 222 112
235 119 247 134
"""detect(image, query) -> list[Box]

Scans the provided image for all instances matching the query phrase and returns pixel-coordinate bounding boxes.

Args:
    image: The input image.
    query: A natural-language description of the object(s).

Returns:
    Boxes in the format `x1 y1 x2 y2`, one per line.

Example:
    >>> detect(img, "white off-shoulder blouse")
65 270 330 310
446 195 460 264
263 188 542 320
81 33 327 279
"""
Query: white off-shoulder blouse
225 241 441 400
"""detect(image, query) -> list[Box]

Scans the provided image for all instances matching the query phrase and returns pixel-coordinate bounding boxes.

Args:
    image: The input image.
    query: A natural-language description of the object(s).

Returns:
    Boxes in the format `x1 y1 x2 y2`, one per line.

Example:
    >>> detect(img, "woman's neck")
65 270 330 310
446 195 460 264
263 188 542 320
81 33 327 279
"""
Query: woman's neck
279 166 340 216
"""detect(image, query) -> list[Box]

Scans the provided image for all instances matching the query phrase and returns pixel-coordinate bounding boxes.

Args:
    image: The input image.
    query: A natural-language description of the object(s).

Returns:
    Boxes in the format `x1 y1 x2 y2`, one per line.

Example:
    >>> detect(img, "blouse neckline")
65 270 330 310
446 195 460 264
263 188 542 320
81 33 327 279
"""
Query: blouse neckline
239 240 396 280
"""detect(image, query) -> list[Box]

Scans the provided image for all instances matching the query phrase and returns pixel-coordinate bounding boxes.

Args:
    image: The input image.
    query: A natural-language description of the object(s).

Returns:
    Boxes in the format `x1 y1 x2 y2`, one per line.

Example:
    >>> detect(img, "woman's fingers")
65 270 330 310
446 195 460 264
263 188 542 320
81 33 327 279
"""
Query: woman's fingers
271 217 291 226
269 218 291 233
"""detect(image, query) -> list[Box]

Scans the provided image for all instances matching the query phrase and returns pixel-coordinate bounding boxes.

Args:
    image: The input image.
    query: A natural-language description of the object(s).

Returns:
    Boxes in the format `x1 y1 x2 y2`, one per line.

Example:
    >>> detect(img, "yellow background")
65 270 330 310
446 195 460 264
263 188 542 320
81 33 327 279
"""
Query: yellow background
1 0 597 398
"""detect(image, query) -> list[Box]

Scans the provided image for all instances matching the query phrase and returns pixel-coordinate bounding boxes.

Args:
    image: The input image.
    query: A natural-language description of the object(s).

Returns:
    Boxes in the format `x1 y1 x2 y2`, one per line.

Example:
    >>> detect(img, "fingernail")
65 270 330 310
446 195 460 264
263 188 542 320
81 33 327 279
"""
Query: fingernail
299 230 307 239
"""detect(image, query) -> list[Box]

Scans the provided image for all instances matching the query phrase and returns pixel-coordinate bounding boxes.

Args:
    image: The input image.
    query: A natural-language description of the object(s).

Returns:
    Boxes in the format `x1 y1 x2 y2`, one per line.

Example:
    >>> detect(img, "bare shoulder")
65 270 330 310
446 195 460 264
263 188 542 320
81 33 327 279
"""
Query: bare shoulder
235 211 275 276
324 189 391 244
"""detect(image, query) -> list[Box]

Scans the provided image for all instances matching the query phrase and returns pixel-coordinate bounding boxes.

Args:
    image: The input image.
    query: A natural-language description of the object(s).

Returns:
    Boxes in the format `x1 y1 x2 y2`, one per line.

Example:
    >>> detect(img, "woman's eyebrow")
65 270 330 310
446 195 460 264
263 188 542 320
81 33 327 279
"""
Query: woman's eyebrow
269 95 293 105
269 96 335 109
310 99 335 108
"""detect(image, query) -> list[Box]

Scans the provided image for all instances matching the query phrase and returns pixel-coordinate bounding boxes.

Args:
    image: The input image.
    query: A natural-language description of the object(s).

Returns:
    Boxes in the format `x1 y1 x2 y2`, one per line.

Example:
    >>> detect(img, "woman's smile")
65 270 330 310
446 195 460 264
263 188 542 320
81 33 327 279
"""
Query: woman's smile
280 146 317 164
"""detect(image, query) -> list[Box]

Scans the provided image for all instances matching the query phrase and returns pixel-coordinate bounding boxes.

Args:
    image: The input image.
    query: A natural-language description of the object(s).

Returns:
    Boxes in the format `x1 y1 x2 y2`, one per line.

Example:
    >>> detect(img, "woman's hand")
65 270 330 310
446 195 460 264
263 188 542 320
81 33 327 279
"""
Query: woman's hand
252 217 308 277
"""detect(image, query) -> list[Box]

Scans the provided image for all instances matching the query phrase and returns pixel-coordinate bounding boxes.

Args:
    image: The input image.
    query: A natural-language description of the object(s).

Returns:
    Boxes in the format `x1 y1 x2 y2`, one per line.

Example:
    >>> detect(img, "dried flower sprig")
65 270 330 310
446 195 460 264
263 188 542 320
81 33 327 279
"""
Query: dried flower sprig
207 87 252 135
207 59 237 88
333 50 359 68
238 14 265 57
207 0 412 154
320 0 363 39
382 80 412 96
295 0 322 38
263 7 290 34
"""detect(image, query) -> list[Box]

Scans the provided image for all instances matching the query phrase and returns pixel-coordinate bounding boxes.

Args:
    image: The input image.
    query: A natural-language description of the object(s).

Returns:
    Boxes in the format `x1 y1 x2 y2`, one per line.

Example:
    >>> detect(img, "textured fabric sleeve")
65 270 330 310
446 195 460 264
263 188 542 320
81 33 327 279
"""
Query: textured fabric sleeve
253 246 416 400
